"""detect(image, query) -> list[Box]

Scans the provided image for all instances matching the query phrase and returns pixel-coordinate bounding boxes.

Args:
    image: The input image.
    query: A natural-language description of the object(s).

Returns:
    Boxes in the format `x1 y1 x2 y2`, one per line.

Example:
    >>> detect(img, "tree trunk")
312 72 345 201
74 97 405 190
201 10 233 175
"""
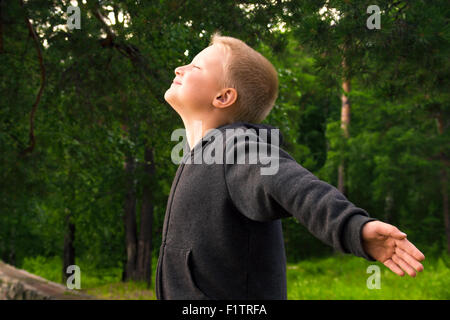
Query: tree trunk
62 210 76 283
441 167 450 254
123 153 138 281
0 0 4 54
8 224 16 266
435 112 450 254
136 146 155 287
384 192 394 224
338 78 351 195
337 162 346 195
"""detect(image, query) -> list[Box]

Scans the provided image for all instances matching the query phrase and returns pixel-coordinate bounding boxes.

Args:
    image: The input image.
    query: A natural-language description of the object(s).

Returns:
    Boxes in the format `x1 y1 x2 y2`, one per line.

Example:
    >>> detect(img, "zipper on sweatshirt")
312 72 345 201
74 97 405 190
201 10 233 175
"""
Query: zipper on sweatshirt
161 141 196 245
161 163 186 245
156 157 189 299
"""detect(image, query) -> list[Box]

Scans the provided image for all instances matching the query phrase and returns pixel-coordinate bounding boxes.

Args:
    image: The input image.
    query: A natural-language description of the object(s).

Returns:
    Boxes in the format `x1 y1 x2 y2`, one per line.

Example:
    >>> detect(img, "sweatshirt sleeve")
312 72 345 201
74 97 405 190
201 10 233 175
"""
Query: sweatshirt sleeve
223 132 377 261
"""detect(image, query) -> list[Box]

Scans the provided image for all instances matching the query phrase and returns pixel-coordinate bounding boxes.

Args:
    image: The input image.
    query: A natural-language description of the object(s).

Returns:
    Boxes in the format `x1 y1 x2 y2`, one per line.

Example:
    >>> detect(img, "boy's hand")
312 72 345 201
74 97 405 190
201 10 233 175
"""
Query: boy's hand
361 221 425 277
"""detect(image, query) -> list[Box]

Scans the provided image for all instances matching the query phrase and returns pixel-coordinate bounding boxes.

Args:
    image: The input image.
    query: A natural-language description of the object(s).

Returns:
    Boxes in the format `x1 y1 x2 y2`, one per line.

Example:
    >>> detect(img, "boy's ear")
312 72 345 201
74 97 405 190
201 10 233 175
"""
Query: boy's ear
213 88 237 109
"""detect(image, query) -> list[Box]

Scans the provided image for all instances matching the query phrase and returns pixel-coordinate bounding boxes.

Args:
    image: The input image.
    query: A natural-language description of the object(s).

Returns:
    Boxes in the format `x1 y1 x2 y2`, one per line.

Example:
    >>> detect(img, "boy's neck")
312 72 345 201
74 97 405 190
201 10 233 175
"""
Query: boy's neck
182 116 232 151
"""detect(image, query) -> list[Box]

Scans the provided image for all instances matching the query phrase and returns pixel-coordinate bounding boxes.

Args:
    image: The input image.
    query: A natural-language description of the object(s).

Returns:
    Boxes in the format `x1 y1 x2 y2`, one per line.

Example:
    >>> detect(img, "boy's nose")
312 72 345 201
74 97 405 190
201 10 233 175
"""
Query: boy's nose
175 66 184 76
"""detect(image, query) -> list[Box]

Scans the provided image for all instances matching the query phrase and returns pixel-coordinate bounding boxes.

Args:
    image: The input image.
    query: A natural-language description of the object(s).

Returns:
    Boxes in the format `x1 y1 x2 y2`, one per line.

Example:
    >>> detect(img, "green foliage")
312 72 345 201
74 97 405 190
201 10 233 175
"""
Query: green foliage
283 218 333 262
21 256 62 284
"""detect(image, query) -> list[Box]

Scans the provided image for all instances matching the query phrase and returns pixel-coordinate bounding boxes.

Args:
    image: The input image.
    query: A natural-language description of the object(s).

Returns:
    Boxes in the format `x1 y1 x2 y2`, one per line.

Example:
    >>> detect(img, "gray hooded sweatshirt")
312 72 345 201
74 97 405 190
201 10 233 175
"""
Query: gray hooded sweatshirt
155 122 376 300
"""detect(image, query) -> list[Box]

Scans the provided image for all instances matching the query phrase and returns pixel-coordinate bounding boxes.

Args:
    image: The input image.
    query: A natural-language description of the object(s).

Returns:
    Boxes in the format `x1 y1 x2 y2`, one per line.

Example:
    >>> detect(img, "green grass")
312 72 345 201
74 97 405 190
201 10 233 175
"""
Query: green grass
19 255 156 300
82 281 156 300
286 254 450 300
20 255 124 289
19 254 450 300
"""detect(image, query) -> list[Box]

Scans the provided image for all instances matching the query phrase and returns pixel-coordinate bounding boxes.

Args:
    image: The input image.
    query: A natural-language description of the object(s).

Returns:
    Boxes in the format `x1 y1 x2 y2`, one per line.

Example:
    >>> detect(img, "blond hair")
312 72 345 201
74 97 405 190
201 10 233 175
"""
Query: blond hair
209 32 278 124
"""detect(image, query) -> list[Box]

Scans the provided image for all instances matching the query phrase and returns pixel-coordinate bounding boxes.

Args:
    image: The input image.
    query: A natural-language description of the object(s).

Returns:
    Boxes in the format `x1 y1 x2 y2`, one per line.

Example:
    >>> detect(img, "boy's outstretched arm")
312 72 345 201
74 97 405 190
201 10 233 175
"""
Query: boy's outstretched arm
223 129 426 277
361 221 425 277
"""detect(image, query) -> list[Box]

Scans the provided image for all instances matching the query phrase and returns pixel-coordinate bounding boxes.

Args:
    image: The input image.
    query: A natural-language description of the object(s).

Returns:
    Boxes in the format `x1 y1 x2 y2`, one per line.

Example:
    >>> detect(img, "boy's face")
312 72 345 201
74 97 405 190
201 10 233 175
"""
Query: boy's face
164 44 228 118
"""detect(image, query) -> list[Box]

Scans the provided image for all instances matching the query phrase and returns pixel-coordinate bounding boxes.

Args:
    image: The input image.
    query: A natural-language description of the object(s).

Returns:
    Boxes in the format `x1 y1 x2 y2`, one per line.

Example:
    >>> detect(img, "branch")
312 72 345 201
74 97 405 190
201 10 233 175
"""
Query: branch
92 7 116 43
19 0 46 157
387 1 404 13
394 3 409 20
90 4 167 104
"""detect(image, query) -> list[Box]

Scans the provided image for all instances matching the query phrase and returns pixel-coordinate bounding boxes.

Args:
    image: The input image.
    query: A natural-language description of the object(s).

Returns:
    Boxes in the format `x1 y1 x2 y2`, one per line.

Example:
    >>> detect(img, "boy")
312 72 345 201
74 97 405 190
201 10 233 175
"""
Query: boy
156 33 425 300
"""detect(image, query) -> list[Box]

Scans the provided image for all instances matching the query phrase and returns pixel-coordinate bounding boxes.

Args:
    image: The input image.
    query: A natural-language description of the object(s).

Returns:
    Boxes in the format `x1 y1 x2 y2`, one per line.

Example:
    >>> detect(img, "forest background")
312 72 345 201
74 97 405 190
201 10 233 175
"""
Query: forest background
0 0 448 299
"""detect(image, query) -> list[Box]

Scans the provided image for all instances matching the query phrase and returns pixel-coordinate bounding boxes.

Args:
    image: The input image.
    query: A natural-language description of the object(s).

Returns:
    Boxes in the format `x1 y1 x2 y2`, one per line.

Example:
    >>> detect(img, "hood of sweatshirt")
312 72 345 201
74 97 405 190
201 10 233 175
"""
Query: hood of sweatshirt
181 121 285 161
221 122 285 146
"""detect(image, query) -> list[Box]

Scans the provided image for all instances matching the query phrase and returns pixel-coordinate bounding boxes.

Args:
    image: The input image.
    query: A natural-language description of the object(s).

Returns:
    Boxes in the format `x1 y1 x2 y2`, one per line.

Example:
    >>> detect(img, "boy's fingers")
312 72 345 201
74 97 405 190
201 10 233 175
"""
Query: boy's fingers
376 222 407 239
391 228 407 240
395 247 424 272
396 238 425 261
392 254 417 277
383 259 404 276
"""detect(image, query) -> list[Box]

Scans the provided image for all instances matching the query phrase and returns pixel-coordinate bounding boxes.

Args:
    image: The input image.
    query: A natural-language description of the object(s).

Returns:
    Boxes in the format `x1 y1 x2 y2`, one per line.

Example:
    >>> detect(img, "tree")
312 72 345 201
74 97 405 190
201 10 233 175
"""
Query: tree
282 0 449 253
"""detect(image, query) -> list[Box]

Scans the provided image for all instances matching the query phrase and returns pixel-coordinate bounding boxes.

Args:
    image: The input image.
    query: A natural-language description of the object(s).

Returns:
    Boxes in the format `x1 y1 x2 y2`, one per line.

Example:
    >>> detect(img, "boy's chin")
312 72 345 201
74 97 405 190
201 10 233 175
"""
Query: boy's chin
164 90 176 106
164 87 171 101
164 92 181 112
